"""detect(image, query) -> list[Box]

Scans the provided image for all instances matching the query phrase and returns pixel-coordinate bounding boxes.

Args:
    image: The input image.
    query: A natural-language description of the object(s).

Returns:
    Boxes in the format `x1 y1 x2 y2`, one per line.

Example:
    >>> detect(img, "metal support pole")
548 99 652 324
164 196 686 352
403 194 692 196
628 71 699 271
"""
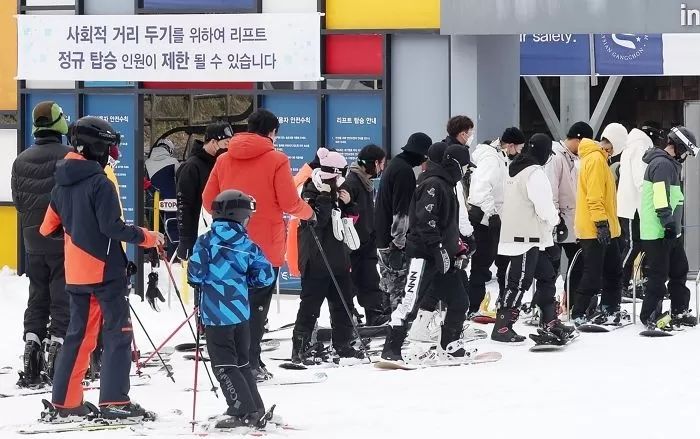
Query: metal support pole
589 76 623 137
523 76 565 140
632 252 645 325
566 249 583 321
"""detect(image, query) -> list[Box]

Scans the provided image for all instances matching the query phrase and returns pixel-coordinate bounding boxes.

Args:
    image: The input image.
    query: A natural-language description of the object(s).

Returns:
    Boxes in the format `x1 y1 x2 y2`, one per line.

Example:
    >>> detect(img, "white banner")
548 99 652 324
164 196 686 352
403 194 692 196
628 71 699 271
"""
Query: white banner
16 13 321 82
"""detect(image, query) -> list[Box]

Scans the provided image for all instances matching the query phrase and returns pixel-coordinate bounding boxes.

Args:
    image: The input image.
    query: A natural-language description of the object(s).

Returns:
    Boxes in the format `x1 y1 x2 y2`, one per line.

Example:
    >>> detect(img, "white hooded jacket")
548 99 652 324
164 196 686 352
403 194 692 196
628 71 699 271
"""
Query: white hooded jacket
544 141 578 244
617 128 652 219
467 141 507 226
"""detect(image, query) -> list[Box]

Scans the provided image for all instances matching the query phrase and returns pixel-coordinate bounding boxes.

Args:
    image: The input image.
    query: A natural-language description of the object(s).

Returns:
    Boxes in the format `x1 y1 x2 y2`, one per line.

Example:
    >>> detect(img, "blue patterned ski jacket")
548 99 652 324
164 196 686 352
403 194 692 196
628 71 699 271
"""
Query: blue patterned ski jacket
187 219 275 326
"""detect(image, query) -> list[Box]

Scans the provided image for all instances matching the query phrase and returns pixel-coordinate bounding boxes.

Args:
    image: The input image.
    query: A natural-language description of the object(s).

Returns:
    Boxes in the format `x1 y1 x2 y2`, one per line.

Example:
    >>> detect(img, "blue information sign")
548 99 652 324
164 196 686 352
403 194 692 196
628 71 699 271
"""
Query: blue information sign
23 94 76 150
326 94 383 165
520 33 590 76
83 95 138 262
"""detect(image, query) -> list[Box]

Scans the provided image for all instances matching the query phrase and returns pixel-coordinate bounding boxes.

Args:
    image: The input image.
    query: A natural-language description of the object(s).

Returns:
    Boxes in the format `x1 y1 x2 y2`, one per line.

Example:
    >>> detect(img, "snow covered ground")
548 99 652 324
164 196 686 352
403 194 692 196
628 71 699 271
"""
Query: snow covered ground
0 265 699 438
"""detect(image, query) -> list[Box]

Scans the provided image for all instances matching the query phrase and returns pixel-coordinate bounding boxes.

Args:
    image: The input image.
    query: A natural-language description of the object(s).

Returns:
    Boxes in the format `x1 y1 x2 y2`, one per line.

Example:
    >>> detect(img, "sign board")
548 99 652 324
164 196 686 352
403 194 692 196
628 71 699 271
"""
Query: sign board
263 94 318 174
520 33 590 76
326 94 383 165
17 13 322 82
159 199 178 212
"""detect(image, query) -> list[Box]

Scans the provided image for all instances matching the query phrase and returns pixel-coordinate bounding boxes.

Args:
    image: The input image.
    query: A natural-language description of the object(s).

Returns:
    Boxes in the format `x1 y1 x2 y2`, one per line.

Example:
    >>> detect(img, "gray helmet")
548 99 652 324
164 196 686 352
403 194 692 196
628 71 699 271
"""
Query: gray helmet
668 126 699 162
211 190 256 226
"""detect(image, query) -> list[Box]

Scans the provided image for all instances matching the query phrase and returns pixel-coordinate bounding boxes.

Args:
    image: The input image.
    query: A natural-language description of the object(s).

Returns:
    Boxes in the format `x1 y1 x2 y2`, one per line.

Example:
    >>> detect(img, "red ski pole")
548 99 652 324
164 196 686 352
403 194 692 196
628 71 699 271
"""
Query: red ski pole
191 306 202 432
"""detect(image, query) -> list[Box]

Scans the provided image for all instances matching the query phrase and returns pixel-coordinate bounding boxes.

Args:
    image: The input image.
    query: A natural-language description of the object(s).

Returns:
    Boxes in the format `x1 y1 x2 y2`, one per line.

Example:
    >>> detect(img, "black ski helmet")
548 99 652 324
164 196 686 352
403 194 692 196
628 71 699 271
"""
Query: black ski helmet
70 116 121 168
211 190 256 226
667 126 698 163
641 122 665 147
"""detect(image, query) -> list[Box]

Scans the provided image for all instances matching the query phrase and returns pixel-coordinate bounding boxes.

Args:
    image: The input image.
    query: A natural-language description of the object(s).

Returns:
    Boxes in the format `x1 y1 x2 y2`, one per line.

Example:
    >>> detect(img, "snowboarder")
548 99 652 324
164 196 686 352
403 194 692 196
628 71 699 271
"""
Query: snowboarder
38 116 163 422
176 121 232 261
571 137 624 325
375 132 432 312
291 148 364 364
494 134 573 343
381 143 473 363
187 189 275 429
639 126 698 329
11 101 72 387
201 109 314 380
466 128 523 318
344 144 390 326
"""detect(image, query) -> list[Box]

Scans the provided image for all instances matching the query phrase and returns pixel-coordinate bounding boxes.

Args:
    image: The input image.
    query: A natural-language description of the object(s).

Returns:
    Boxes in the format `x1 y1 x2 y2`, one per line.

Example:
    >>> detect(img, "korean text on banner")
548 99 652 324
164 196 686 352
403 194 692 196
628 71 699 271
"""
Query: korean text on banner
16 13 322 82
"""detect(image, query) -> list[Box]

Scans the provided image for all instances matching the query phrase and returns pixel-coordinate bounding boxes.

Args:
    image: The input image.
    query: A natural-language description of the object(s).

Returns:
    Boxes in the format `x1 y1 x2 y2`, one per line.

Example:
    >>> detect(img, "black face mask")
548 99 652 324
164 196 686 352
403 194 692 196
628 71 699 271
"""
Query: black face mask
215 148 228 157
507 153 519 160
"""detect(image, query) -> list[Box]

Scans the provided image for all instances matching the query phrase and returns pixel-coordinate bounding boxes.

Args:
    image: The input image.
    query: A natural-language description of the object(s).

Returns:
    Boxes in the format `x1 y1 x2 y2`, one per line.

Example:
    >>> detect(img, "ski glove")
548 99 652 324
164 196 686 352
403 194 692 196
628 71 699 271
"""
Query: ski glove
488 214 501 230
433 246 451 275
148 248 160 268
459 234 477 259
664 222 678 240
146 272 166 311
555 215 568 243
594 220 611 246
311 168 332 193
387 243 405 271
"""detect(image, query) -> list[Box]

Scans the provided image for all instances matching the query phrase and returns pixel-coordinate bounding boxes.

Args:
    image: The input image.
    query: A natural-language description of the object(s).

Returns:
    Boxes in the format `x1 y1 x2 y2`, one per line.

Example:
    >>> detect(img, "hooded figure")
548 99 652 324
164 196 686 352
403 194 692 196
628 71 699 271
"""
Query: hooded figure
601 123 629 185
494 134 570 344
381 143 475 364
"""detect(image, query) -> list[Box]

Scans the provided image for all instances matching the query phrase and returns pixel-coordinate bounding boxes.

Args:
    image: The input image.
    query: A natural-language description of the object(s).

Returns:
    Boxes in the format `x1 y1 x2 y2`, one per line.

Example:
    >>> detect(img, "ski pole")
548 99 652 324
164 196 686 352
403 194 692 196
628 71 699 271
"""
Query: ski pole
158 246 219 397
130 302 175 382
139 308 196 370
565 248 583 322
308 226 371 362
191 305 202 433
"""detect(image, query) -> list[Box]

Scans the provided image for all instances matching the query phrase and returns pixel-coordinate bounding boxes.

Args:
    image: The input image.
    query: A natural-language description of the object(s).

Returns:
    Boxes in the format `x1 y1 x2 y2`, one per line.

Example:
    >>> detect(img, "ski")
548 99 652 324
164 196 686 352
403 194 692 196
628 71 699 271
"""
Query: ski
18 422 135 435
0 366 13 374
1 374 151 398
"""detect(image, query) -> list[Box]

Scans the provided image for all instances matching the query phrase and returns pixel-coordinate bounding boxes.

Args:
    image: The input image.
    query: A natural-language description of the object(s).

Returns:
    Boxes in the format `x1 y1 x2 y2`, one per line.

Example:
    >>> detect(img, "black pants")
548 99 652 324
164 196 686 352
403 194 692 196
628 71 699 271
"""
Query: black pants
248 267 279 370
51 277 131 409
572 238 622 318
420 269 469 331
499 248 557 319
350 243 386 318
620 215 643 289
639 238 690 323
206 323 263 416
24 253 69 341
468 220 501 313
294 274 354 348
495 254 510 297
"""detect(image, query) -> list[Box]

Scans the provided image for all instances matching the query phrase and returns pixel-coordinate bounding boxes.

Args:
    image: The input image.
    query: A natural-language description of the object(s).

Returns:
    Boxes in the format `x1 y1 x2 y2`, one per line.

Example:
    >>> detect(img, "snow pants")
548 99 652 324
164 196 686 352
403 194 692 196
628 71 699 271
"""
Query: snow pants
620 215 643 289
206 323 264 416
377 247 408 312
572 238 622 318
350 243 386 320
51 277 131 409
248 267 279 370
498 248 557 322
294 274 354 348
640 238 690 323
468 219 501 314
23 253 69 341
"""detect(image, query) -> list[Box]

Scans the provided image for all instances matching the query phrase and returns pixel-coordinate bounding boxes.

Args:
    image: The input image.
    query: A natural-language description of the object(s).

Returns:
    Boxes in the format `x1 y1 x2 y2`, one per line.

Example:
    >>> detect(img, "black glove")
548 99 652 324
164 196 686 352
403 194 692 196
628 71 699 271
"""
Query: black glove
388 244 405 271
468 205 484 226
545 245 561 262
458 234 477 259
433 246 451 275
555 215 568 243
488 214 501 230
146 272 165 311
148 248 160 268
664 222 678 240
176 238 193 261
594 220 611 246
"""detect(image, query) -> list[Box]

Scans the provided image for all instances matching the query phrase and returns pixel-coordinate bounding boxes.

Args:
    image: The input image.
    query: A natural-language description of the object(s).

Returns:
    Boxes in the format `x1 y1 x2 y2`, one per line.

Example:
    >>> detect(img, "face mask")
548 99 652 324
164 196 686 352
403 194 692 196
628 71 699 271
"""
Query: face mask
215 147 228 157
466 134 474 146
507 153 518 160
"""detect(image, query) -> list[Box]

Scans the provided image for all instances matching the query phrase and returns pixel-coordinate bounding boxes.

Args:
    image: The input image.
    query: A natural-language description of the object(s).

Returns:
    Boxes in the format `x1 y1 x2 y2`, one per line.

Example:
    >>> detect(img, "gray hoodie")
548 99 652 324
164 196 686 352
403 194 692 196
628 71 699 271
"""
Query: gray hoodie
544 141 578 244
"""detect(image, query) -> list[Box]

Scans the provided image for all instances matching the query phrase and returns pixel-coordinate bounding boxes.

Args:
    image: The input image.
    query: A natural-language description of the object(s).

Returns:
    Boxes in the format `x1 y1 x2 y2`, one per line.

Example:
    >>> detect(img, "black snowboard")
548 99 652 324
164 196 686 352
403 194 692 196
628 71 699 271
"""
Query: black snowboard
639 329 674 337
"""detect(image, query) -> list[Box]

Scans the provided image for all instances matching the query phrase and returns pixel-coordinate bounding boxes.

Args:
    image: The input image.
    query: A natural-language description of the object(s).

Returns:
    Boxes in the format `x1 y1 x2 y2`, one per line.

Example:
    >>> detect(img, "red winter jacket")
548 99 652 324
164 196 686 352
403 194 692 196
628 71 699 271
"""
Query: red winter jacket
202 133 313 267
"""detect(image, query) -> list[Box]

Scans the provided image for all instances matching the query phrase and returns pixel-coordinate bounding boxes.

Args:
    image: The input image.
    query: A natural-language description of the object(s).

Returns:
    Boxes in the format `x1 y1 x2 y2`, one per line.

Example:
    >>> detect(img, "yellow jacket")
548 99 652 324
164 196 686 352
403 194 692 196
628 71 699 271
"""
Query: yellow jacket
574 139 621 239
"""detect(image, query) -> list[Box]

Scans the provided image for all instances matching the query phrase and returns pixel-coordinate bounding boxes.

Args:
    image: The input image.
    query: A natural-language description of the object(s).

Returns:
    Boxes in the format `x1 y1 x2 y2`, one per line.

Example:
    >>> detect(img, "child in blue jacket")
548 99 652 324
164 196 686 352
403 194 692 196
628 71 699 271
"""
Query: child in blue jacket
187 189 275 430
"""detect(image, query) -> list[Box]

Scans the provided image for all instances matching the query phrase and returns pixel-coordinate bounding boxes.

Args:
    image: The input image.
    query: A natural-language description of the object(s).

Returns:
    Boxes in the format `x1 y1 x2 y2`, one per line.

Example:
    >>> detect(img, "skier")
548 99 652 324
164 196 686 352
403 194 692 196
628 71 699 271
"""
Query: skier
39 116 163 421
543 122 591 313
11 101 72 387
291 148 364 363
146 139 180 256
202 109 314 380
466 128 523 318
493 134 573 343
381 143 473 363
187 190 275 429
176 121 232 261
617 128 653 299
571 137 624 325
375 132 432 312
344 144 390 326
639 126 698 328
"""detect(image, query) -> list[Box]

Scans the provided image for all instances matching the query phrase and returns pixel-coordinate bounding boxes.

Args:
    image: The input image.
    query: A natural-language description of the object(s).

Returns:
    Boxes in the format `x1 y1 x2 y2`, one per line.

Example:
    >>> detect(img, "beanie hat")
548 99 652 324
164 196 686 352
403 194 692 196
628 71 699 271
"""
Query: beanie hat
32 101 69 136
601 123 628 157
566 121 593 140
501 127 526 145
524 133 554 166
317 147 347 180
427 142 448 163
402 132 432 156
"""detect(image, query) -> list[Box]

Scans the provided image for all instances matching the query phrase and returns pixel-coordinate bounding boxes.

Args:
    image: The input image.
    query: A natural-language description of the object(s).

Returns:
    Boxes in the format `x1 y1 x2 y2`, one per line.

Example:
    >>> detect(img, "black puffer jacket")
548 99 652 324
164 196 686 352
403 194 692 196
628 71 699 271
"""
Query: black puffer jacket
344 165 376 249
176 140 216 257
11 133 72 254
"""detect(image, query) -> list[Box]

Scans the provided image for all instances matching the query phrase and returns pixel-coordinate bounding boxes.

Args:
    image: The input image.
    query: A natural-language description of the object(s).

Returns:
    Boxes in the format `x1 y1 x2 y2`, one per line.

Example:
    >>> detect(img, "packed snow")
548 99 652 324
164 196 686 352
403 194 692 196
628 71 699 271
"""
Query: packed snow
1 265 699 438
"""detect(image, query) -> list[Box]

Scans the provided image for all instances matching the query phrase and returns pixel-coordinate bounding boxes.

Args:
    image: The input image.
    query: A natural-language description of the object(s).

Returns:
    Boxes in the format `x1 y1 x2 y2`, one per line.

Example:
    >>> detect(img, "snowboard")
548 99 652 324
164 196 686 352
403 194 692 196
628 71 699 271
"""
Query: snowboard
529 331 580 352
577 321 633 333
375 352 501 369
639 329 675 337
471 316 496 324
1 374 151 398
0 366 13 374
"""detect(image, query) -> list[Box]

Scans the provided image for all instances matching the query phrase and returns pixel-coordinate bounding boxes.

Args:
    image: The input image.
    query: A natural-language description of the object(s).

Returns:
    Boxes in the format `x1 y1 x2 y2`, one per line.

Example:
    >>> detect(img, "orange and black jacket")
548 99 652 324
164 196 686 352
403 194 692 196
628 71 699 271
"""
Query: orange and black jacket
40 152 157 286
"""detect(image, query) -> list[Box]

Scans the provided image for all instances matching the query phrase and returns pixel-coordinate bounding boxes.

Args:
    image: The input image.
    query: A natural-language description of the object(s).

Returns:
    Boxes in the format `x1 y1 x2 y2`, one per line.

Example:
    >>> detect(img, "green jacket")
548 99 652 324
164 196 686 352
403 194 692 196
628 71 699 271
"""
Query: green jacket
639 148 684 240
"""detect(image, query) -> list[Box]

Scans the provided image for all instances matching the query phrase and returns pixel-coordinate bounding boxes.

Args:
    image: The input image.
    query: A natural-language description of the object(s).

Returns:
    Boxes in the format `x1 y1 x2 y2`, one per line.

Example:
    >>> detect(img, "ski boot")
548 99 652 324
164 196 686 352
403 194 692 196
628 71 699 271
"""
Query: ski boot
491 308 526 344
672 310 697 327
45 336 63 381
438 325 479 361
17 333 47 388
407 309 440 343
216 409 266 430
380 324 408 362
40 399 100 423
100 401 156 421
529 319 576 346
333 341 366 366
590 306 630 327
365 309 390 327
646 311 673 331
252 364 274 382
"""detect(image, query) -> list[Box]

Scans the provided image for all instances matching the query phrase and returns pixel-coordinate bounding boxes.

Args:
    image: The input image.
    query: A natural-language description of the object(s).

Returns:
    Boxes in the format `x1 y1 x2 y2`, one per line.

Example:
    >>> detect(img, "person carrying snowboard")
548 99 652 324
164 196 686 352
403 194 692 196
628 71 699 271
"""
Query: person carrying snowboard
188 190 276 429
639 126 698 329
38 117 163 422
494 134 575 344
381 143 474 364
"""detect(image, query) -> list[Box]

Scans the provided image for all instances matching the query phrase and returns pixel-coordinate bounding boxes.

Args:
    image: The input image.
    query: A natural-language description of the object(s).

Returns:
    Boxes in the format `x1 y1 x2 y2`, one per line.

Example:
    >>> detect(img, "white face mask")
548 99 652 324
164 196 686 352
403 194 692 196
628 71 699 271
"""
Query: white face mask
466 134 474 146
